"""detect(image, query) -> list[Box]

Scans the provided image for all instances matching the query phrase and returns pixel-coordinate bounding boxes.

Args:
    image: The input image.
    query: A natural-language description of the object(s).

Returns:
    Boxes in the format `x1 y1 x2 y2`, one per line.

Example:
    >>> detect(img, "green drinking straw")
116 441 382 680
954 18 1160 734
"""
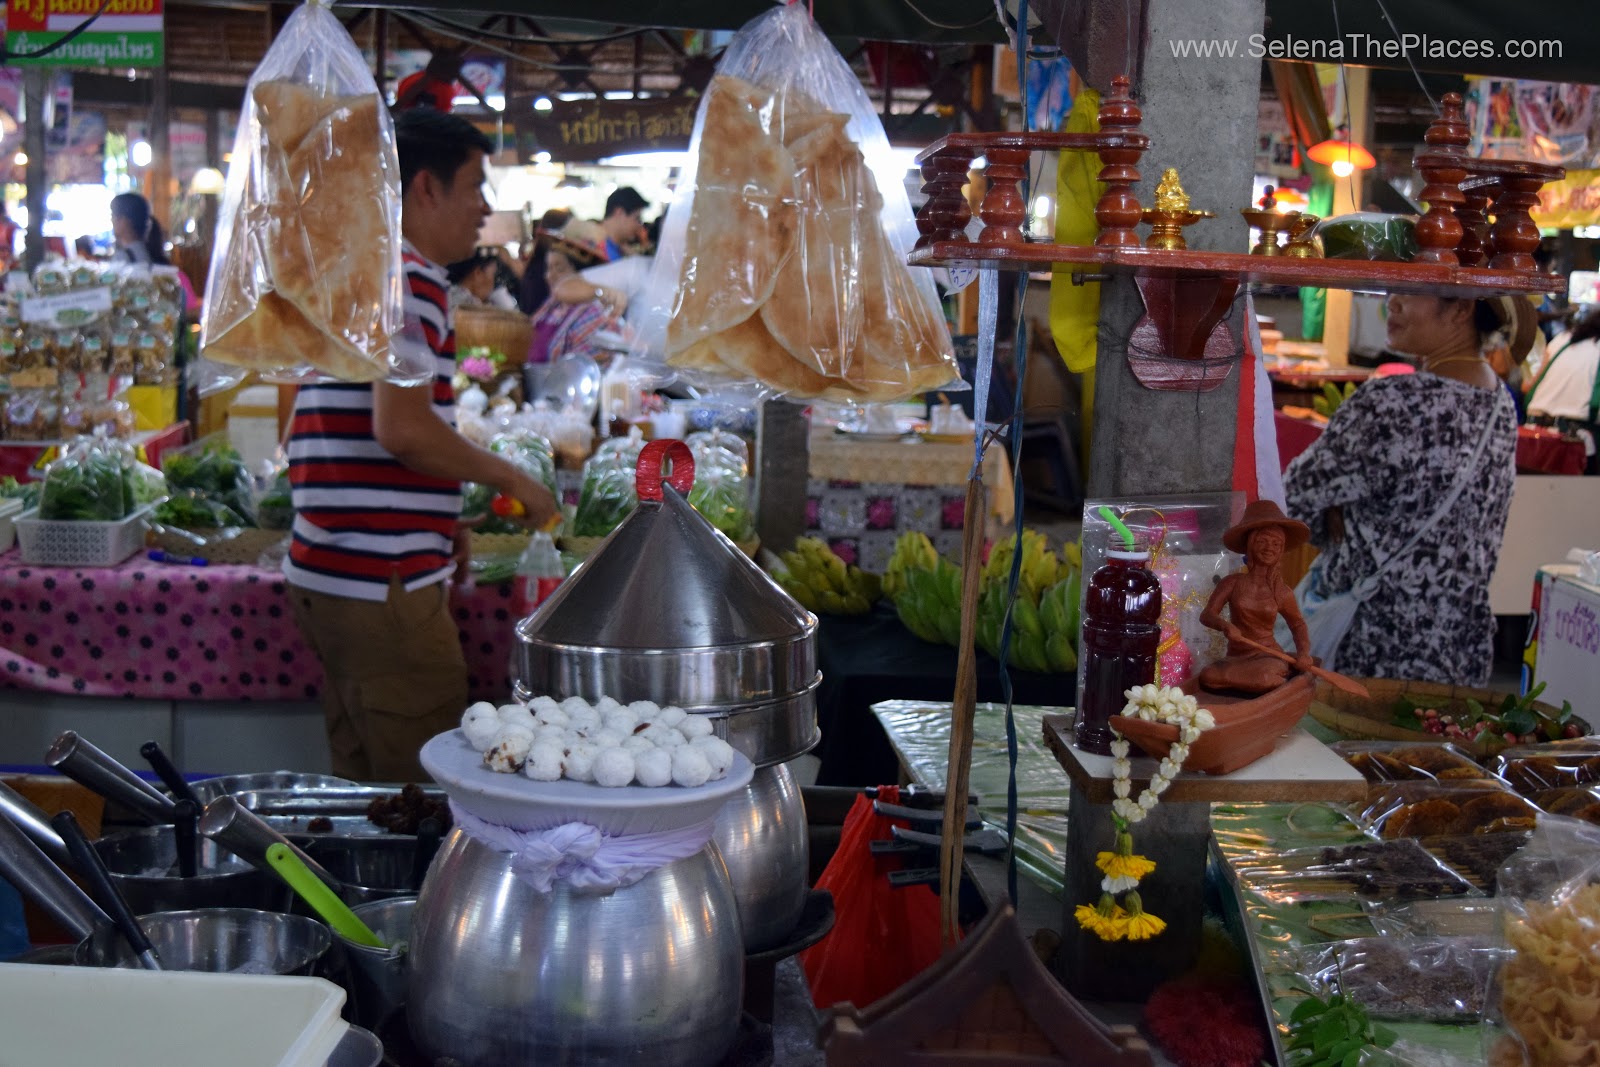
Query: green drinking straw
1098 506 1136 551
265 843 384 948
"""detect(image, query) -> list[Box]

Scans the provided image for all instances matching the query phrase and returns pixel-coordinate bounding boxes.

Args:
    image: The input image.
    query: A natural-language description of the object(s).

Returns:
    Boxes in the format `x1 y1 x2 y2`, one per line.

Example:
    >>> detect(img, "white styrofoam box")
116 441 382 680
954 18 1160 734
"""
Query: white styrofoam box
0 964 349 1067
1533 569 1600 717
229 383 283 472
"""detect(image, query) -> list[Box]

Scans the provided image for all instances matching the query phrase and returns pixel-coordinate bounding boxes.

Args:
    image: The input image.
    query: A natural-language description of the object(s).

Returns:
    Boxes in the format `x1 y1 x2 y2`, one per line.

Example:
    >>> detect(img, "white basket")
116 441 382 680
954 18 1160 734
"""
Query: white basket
0 497 21 554
15 504 153 567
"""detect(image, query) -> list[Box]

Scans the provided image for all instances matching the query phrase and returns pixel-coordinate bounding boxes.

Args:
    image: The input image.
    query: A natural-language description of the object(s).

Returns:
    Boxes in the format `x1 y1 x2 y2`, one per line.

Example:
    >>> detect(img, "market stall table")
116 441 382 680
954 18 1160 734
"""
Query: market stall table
1514 425 1587 475
805 428 1014 573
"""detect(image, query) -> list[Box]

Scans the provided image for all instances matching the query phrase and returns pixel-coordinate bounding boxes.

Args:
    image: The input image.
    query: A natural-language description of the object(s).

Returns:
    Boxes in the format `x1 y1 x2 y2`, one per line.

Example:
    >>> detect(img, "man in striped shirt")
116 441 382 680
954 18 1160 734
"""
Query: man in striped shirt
286 108 558 782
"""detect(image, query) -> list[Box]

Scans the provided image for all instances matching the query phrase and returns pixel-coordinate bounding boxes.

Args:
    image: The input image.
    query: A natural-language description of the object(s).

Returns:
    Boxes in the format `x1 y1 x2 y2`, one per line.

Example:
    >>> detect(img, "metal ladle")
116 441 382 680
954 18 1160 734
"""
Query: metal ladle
46 731 176 826
199 796 341 891
52 811 161 970
0 808 109 942
0 780 71 869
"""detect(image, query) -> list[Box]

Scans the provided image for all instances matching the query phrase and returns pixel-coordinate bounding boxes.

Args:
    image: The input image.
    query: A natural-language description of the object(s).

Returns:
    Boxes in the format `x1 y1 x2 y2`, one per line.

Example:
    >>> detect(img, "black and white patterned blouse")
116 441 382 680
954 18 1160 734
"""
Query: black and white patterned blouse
1284 373 1517 685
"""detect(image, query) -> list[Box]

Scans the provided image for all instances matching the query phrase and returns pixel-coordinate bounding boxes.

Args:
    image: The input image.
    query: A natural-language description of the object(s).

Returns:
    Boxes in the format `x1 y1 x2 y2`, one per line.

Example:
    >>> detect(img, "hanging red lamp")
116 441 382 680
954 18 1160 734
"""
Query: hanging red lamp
1307 127 1376 177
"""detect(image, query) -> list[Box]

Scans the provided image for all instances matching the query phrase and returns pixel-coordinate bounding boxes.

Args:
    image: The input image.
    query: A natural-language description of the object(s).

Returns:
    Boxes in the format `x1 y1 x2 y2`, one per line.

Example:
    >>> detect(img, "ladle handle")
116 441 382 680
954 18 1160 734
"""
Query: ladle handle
52 811 161 970
635 439 695 502
265 843 384 949
0 809 109 942
47 731 176 826
140 741 201 807
172 800 199 879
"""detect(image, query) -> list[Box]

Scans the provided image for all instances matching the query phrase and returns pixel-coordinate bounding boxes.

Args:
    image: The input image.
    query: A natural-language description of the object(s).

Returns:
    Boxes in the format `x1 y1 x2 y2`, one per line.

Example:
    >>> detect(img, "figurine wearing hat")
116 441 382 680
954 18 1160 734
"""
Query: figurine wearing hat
1197 500 1313 695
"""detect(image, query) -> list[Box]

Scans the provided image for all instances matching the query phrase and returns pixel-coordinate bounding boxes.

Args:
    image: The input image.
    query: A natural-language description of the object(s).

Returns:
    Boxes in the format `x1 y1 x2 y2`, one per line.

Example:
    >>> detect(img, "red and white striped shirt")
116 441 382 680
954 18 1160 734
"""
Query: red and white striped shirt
283 245 463 601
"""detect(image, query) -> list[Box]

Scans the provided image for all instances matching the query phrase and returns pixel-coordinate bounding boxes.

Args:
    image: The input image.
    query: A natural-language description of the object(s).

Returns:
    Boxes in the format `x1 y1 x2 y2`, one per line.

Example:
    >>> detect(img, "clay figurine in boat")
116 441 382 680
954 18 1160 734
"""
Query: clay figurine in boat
1111 500 1318 775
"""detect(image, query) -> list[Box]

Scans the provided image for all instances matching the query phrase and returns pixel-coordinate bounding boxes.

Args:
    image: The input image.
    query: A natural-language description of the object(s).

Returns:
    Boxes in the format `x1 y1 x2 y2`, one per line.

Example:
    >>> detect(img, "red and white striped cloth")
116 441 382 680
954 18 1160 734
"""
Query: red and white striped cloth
283 244 463 601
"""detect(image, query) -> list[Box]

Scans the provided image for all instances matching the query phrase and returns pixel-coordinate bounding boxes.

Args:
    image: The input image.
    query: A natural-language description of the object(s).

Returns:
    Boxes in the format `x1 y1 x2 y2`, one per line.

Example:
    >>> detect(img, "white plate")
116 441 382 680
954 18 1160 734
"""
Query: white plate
420 730 755 836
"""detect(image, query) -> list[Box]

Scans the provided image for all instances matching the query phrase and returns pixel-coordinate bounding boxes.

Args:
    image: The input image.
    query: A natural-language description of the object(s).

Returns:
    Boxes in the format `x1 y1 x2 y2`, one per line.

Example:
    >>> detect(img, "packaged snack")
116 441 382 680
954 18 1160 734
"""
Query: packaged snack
1526 787 1600 823
201 2 408 384
1492 741 1600 794
1361 781 1542 839
1333 740 1491 784
1234 839 1476 901
1311 212 1419 262
5 388 58 441
1300 936 1505 1020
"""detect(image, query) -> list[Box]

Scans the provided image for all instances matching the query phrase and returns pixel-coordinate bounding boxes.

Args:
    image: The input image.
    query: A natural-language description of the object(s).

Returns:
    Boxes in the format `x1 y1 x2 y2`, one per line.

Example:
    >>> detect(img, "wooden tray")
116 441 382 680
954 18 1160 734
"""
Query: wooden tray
1307 677 1580 760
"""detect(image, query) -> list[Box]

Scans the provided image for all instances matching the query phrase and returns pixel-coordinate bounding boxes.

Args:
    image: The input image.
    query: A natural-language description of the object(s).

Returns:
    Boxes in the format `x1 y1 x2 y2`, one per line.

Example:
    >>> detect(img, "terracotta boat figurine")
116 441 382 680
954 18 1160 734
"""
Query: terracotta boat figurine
1110 673 1315 776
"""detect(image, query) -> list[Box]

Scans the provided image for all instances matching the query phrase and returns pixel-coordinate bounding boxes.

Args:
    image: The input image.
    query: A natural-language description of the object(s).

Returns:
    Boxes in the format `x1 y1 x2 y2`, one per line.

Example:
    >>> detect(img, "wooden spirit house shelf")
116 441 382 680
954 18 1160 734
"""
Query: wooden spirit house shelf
909 79 1565 304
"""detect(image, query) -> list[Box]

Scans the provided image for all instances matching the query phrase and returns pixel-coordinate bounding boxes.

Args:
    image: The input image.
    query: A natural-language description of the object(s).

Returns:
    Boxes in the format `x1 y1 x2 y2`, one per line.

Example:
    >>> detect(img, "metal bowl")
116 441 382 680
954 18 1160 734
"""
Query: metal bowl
303 837 421 905
714 763 809 952
188 773 357 806
77 907 332 975
93 827 286 914
333 897 415 1031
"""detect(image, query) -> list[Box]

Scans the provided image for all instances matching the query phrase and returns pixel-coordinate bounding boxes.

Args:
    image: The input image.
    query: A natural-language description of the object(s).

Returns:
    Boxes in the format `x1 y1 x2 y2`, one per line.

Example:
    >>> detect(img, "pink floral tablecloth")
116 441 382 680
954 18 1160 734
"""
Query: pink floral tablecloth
0 551 517 703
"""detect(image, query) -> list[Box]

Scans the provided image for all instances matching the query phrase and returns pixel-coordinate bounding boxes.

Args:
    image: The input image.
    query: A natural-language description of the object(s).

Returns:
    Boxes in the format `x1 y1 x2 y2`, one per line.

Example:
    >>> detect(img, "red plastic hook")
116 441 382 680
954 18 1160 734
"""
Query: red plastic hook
635 439 696 502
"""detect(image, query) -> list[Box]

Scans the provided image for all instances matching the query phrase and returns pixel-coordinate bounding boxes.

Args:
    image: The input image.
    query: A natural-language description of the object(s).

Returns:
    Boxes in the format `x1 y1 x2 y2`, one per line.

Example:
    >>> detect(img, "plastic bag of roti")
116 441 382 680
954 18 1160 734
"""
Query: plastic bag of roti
636 3 958 403
200 1 421 385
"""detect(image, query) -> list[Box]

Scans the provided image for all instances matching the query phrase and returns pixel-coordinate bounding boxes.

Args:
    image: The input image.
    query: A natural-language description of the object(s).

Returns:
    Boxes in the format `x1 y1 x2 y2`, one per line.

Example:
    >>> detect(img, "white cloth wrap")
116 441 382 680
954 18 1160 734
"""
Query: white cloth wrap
448 800 716 894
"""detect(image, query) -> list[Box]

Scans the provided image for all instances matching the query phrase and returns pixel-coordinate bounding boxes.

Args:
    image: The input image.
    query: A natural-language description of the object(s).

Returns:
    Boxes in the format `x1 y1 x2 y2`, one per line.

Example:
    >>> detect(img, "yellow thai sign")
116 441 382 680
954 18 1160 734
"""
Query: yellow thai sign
1532 170 1600 230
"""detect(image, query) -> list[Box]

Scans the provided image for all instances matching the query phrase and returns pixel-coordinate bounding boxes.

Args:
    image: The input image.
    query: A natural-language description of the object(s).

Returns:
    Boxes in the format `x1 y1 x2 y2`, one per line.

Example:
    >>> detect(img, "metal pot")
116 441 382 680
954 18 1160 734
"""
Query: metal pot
407 829 744 1067
92 827 286 914
301 836 419 905
77 907 332 975
188 773 357 806
714 763 809 952
331 897 415 1032
513 441 819 767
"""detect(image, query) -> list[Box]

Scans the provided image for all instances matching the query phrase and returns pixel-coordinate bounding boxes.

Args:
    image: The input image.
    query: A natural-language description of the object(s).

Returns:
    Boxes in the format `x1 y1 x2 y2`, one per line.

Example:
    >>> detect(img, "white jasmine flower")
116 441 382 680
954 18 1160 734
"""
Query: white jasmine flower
1113 779 1131 799
1102 874 1140 894
1138 793 1159 811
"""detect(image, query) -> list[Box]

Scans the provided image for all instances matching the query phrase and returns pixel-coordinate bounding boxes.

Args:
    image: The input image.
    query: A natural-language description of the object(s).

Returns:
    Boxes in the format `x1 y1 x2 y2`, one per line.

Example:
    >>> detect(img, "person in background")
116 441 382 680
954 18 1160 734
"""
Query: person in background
110 192 169 266
1284 294 1534 686
1525 306 1600 474
528 219 613 364
0 202 17 272
285 108 559 783
519 207 571 314
74 235 100 261
599 186 648 260
447 249 519 310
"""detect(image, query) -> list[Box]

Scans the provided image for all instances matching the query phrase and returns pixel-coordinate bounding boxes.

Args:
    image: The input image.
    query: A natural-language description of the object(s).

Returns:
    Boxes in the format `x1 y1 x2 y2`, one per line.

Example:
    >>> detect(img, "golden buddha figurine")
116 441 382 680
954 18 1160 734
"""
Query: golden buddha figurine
1141 168 1215 251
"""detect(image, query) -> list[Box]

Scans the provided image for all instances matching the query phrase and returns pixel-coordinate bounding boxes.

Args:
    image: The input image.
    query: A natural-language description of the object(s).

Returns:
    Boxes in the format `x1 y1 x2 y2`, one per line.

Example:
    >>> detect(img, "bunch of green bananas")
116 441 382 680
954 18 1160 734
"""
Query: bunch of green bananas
1312 381 1357 418
884 531 939 601
773 537 882 615
894 556 963 645
975 531 1082 674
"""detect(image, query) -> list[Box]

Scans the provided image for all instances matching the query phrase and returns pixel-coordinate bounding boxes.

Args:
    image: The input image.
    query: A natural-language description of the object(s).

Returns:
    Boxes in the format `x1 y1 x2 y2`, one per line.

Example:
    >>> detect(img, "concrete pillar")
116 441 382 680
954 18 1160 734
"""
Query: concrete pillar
754 399 810 554
22 70 49 272
1077 0 1266 498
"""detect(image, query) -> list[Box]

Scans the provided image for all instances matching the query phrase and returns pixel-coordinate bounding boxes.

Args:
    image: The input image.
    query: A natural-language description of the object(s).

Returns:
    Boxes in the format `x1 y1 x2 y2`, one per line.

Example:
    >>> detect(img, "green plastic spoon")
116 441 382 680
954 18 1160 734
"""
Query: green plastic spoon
265 842 384 948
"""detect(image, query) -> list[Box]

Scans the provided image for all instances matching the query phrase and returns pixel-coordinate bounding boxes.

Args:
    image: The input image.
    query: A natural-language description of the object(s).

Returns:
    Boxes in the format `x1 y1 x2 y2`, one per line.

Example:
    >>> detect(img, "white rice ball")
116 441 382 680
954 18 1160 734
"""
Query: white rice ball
529 696 562 719
627 700 661 721
484 729 533 773
640 724 685 749
523 743 564 781
497 705 537 733
561 742 599 783
690 736 736 778
461 703 501 751
634 747 673 787
593 696 625 716
593 748 636 788
656 706 688 728
590 728 626 749
601 708 639 734
678 714 715 740
532 725 569 749
621 734 655 754
566 707 601 732
670 746 713 788
560 696 593 717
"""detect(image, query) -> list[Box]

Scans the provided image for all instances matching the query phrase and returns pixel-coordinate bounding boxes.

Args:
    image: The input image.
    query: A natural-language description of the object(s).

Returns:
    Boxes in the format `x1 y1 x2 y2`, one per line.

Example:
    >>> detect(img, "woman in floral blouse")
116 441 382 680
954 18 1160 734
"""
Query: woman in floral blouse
1284 295 1535 685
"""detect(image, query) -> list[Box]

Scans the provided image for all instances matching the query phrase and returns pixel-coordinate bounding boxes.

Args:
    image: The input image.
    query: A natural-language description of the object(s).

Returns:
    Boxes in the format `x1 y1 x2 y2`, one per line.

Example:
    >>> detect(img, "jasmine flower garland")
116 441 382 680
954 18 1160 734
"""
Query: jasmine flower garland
1074 684 1214 942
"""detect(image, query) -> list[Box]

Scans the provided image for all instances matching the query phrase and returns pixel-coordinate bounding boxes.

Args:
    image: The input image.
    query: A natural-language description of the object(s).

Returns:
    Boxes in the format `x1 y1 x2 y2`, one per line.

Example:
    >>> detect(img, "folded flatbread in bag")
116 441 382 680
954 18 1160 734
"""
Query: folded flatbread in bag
666 73 955 402
204 79 397 381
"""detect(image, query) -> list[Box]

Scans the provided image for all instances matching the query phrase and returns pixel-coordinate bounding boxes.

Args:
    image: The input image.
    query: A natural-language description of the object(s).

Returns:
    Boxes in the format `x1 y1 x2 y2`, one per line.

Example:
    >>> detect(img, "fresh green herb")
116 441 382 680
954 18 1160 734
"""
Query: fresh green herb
162 440 254 524
0 476 41 509
154 491 247 529
1285 993 1396 1067
39 450 134 521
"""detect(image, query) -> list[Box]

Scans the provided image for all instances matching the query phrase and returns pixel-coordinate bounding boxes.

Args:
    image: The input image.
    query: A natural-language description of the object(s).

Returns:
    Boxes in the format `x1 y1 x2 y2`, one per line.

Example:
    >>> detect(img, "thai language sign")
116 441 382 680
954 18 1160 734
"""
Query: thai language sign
515 97 698 162
6 0 164 67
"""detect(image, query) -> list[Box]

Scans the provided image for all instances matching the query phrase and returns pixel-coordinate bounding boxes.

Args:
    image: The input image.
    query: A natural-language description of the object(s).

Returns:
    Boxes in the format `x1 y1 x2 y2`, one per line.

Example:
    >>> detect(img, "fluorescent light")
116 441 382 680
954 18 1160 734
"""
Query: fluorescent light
130 140 152 168
12 152 25 167
595 151 687 168
1331 158 1354 178
533 97 553 112
1033 195 1052 217
190 167 225 195
532 151 552 164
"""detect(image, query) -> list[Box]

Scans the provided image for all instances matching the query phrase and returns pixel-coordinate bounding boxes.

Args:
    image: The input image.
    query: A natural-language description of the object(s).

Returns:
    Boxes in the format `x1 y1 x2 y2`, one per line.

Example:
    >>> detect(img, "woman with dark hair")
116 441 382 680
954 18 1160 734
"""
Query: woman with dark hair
1525 307 1600 473
1284 294 1534 685
110 192 169 266
519 207 571 314
447 249 517 310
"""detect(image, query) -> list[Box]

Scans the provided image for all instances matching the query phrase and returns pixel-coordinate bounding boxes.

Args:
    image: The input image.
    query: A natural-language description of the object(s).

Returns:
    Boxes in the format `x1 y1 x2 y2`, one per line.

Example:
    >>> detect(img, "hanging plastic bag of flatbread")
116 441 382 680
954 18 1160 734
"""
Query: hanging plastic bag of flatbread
633 3 959 403
200 0 422 385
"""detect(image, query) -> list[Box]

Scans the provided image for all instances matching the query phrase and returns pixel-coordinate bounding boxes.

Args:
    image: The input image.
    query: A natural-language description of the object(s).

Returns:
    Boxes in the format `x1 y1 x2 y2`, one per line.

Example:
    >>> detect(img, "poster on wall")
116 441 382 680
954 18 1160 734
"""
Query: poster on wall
45 110 104 184
1468 78 1599 167
371 48 505 105
1024 55 1074 133
1256 97 1299 178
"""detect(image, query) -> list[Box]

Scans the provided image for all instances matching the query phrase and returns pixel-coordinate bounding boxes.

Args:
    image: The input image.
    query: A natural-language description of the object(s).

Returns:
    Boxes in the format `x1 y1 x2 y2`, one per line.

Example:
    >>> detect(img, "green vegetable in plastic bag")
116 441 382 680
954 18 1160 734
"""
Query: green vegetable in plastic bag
572 433 645 538
162 438 255 525
467 432 560 535
688 465 753 541
1 476 42 510
255 469 293 530
39 438 137 521
154 490 249 529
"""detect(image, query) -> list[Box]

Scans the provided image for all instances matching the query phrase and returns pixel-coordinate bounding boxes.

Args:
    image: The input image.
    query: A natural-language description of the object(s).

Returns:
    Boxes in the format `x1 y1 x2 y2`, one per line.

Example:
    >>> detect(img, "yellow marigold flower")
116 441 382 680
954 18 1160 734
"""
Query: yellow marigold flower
1095 851 1156 881
1073 902 1128 942
1123 910 1167 940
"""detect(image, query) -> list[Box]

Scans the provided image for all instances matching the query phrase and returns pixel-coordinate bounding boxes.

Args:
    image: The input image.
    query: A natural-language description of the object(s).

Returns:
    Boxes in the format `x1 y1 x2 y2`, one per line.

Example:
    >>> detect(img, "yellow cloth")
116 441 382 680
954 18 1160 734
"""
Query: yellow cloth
1048 87 1105 376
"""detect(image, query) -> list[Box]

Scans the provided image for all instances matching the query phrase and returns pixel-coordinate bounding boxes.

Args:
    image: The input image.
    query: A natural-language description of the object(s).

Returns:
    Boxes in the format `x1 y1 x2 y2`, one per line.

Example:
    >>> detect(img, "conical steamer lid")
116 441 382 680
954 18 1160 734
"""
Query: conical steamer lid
515 440 818 717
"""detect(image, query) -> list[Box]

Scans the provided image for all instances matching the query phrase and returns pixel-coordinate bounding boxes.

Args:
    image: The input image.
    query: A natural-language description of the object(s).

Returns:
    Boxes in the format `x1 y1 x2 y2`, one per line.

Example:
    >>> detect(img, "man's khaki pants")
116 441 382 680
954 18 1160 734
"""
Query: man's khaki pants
290 575 468 783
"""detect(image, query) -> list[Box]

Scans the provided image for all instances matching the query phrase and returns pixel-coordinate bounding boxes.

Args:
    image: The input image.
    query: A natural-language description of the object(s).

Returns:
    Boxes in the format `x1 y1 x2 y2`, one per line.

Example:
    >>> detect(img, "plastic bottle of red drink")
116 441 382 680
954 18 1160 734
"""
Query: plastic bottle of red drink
1075 545 1163 756
513 532 565 617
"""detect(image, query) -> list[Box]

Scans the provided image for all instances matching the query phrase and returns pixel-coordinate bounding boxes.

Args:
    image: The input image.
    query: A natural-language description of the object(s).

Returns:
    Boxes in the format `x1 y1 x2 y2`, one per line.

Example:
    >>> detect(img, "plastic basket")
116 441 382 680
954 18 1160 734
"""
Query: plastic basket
0 497 22 554
14 505 154 567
